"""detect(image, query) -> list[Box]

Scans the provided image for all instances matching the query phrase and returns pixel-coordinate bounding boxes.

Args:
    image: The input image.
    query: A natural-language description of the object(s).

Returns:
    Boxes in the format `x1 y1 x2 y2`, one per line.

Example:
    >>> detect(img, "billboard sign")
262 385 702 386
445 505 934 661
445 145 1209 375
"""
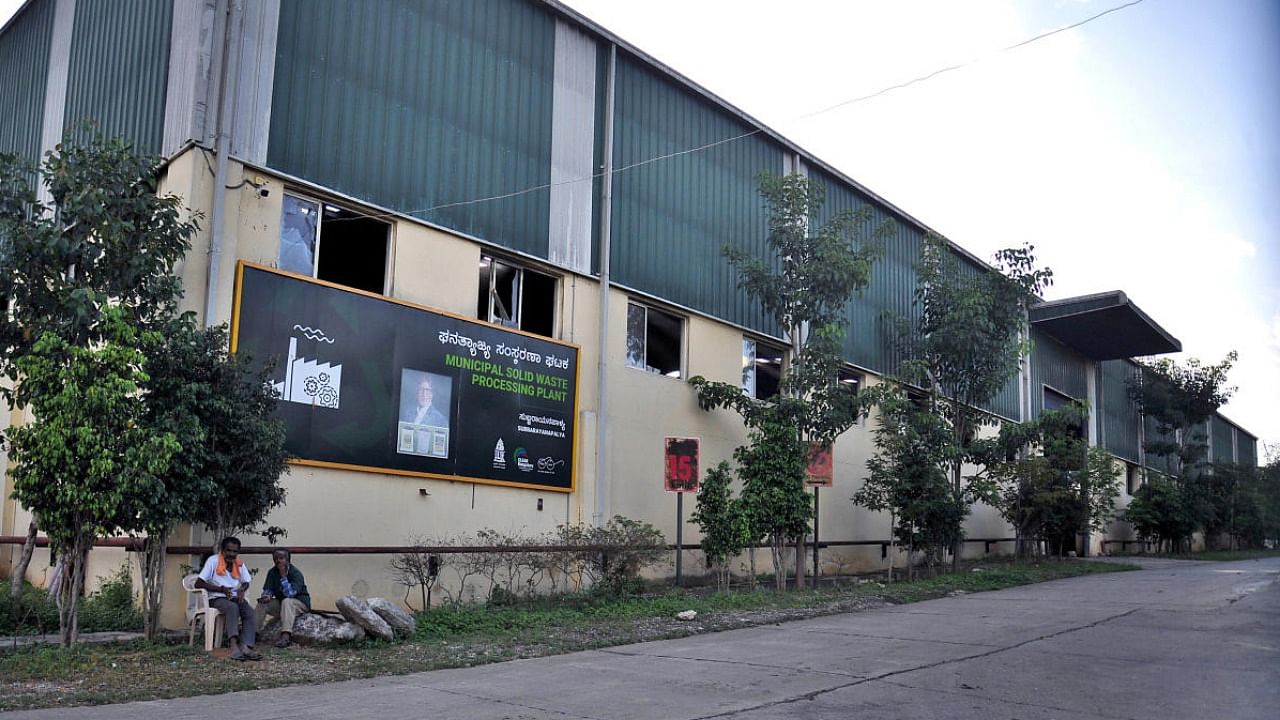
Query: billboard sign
232 263 579 492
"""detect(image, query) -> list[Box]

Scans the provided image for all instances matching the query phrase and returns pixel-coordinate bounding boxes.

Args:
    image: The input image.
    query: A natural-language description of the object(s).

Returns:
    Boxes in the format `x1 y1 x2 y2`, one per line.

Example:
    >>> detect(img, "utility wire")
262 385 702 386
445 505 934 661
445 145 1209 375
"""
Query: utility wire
796 0 1145 120
333 0 1145 223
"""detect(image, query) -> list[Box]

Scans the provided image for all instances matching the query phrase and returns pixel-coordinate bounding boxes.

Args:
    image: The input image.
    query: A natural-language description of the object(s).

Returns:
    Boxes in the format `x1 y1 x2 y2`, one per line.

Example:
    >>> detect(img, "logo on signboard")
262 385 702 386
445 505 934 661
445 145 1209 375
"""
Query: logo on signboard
271 332 343 409
664 437 700 492
514 447 533 472
536 457 564 474
492 439 506 469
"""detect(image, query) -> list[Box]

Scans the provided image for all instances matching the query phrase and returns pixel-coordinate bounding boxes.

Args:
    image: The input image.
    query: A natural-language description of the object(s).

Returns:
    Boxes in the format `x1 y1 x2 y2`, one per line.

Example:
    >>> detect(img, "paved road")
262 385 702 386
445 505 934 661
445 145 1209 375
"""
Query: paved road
9 557 1278 719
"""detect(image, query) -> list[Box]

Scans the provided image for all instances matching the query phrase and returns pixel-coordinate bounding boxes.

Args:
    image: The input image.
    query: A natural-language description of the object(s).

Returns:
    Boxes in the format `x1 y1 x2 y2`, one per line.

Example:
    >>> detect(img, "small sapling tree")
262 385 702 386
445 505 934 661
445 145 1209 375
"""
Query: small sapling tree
887 235 1053 570
689 173 887 589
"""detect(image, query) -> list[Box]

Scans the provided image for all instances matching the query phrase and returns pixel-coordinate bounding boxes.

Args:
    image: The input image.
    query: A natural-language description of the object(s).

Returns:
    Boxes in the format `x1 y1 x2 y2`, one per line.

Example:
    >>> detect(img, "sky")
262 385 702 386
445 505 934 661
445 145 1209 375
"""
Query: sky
556 0 1279 461
1 0 1276 460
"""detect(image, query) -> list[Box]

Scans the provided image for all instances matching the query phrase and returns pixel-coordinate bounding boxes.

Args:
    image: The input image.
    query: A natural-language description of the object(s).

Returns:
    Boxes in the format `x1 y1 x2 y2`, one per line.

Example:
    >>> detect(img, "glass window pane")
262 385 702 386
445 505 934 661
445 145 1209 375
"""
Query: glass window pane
741 337 756 396
279 194 319 276
626 303 646 369
492 261 520 327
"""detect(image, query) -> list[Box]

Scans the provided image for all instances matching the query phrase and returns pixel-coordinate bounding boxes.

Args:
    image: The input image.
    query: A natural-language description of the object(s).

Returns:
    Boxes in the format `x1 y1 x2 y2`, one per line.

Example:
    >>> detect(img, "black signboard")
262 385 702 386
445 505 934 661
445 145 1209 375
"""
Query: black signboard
231 263 579 491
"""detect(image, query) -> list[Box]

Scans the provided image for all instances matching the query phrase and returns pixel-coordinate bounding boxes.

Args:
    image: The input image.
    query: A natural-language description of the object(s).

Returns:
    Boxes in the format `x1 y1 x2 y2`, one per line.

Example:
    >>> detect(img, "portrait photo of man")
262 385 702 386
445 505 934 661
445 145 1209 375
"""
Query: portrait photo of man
397 369 452 458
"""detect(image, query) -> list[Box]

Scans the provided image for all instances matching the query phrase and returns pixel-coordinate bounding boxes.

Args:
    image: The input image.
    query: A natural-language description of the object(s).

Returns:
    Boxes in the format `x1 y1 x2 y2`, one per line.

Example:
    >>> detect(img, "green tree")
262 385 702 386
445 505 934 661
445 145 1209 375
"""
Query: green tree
1129 353 1236 478
0 132 198 620
170 326 291 551
690 461 750 590
1125 353 1236 550
977 405 1119 558
7 311 179 645
891 235 1053 570
855 388 964 577
689 172 887 589
135 317 289 639
1125 475 1195 552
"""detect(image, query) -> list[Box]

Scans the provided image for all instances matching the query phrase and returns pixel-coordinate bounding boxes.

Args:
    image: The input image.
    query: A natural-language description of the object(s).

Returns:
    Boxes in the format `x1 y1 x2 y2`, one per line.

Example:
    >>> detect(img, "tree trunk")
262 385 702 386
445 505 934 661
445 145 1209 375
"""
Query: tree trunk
951 460 962 573
59 536 90 647
887 513 896 583
770 534 786 592
748 547 757 589
9 519 38 618
140 533 168 641
794 536 806 590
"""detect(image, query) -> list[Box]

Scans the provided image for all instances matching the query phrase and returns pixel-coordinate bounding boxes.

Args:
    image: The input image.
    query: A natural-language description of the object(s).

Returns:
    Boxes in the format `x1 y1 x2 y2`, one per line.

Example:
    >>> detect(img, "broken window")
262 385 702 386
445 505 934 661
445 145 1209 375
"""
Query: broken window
837 365 863 423
278 192 389 294
1126 463 1143 496
476 254 557 337
742 336 785 399
626 302 682 378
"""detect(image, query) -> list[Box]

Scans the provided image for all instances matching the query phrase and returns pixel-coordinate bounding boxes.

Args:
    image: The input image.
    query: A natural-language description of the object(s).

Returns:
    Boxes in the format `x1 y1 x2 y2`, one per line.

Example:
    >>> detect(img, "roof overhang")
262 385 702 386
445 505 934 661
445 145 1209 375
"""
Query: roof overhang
1029 291 1181 361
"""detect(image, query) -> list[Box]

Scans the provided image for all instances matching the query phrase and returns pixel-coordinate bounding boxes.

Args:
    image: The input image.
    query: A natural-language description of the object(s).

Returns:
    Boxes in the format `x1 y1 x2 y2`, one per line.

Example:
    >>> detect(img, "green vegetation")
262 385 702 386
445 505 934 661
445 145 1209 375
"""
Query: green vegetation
0 566 141 636
0 559 1132 711
1147 548 1280 562
690 172 888 591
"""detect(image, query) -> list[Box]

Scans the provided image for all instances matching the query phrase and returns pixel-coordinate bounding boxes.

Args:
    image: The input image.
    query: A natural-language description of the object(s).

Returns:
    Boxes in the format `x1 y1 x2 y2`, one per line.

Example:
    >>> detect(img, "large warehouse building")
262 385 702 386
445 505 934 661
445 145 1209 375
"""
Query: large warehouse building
0 0 1259 627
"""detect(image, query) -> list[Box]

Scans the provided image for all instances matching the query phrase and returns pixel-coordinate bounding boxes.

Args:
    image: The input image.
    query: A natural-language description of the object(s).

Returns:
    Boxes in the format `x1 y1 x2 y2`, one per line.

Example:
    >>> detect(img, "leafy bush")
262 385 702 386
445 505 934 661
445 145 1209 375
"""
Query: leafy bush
0 581 61 635
79 565 142 633
1 565 140 636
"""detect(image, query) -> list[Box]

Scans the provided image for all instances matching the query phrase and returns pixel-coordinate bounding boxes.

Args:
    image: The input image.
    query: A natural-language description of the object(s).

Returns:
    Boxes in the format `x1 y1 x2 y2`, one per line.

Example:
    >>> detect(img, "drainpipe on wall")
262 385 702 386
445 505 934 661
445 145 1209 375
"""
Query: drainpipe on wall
204 0 243 328
593 44 617 528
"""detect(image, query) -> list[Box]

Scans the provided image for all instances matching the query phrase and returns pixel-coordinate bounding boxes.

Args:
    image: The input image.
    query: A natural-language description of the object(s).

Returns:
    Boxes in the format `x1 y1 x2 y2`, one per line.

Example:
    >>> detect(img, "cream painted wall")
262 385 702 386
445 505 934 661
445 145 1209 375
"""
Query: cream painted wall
11 146 1139 626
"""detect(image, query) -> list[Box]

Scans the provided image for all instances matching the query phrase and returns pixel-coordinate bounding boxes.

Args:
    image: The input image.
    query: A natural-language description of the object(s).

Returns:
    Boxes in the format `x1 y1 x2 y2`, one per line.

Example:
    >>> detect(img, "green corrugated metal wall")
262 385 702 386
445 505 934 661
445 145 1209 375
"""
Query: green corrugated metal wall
1100 359 1141 463
815 168 916 376
0 0 54 170
608 53 784 334
63 0 171 153
1142 412 1178 475
269 0 555 257
1237 430 1257 467
1029 328 1088 418
1211 415 1235 464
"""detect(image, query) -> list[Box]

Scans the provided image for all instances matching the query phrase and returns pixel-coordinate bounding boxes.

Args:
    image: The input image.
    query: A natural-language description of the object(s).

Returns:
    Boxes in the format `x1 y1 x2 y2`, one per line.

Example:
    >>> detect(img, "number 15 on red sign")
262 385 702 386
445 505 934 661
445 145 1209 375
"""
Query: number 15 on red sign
664 437 700 492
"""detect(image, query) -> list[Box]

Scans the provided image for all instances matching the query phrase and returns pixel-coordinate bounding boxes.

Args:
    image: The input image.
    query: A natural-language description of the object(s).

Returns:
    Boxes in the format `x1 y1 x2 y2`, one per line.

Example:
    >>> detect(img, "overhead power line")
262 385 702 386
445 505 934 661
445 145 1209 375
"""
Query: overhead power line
334 0 1147 222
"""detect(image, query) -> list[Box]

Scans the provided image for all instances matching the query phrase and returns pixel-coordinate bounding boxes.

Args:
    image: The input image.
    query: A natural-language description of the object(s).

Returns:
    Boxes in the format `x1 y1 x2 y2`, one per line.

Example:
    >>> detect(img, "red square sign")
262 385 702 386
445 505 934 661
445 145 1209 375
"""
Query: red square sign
664 437 700 492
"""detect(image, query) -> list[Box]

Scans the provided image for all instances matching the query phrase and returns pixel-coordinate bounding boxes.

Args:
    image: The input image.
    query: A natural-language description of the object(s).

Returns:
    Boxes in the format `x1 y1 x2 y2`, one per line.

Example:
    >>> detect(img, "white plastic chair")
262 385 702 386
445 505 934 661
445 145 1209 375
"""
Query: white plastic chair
182 573 224 651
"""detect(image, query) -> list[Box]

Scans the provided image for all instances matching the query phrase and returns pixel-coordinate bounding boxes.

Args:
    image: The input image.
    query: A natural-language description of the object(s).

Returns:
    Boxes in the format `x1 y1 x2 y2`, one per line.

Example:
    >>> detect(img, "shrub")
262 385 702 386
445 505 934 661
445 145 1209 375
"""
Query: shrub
79 565 143 633
0 581 61 636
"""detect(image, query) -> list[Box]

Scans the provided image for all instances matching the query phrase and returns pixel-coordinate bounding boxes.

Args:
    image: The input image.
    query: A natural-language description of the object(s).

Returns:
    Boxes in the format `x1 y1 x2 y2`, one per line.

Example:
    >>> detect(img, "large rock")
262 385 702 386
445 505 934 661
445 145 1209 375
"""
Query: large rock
367 597 416 638
290 612 366 645
336 595 396 641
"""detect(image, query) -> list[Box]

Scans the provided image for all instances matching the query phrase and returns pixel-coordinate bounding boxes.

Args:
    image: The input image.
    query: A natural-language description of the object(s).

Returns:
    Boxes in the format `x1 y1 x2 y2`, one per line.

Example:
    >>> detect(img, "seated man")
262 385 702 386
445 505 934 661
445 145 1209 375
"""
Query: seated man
256 548 311 647
195 536 261 660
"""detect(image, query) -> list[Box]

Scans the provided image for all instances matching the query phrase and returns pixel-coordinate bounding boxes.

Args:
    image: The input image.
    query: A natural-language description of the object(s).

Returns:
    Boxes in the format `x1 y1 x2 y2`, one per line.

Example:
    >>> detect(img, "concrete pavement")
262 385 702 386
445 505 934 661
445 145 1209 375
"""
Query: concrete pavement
7 557 1278 719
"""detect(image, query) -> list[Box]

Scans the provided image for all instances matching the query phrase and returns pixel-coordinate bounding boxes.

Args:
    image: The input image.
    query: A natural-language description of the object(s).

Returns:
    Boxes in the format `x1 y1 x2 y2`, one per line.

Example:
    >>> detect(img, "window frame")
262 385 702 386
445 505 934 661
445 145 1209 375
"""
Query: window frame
741 335 787 400
625 300 685 379
278 190 391 295
477 253 559 338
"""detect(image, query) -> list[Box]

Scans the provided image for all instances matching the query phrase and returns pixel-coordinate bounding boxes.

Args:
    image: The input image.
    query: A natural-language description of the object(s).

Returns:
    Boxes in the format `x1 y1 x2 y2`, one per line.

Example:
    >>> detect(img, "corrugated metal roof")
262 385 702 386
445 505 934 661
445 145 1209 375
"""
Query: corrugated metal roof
1030 291 1181 360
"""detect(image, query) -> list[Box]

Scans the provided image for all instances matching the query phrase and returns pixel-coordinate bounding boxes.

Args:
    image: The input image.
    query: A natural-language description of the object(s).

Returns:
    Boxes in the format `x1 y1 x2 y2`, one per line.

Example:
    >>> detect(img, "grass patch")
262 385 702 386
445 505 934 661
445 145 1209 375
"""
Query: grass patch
0 558 1133 712
1148 548 1280 562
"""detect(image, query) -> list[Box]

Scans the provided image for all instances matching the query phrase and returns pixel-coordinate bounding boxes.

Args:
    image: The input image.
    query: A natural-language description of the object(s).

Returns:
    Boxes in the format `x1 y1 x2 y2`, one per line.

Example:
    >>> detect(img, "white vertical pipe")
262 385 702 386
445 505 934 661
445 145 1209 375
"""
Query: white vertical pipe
593 44 617 528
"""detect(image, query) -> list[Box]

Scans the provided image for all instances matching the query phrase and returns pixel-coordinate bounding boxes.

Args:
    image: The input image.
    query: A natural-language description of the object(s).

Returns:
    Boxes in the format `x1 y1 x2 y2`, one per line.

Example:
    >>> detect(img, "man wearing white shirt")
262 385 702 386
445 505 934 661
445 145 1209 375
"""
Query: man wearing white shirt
196 536 260 661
